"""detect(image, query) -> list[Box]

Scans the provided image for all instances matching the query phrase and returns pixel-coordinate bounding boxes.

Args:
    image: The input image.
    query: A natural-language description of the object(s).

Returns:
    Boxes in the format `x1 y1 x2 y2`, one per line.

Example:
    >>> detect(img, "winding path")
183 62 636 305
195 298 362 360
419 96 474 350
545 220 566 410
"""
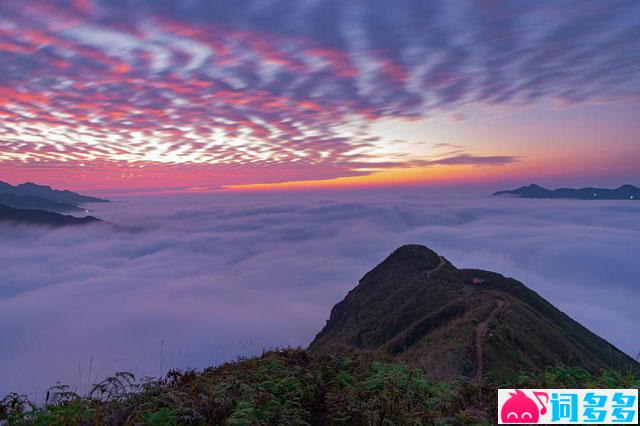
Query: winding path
471 296 508 381
423 256 508 382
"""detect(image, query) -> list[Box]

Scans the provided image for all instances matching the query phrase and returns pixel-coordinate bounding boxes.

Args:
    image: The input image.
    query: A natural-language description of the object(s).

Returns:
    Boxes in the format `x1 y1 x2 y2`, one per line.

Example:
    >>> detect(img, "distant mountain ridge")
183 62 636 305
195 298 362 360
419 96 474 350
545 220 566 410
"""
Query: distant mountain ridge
310 245 639 382
0 181 109 205
0 193 83 213
0 181 108 227
0 203 101 227
494 183 640 200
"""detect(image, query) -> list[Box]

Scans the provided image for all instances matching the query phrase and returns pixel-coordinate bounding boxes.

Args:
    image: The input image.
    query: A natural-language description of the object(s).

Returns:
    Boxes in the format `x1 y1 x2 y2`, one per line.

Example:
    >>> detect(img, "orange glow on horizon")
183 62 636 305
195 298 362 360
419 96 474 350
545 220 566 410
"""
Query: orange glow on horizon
1 149 635 196
224 163 530 191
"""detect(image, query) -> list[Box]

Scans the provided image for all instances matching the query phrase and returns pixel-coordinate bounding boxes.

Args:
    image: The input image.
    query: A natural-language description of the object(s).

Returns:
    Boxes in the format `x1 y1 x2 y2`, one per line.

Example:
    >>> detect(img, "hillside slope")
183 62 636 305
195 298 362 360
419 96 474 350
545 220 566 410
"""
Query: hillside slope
494 183 640 200
0 193 83 212
3 349 639 425
0 181 109 204
0 204 101 227
309 245 639 382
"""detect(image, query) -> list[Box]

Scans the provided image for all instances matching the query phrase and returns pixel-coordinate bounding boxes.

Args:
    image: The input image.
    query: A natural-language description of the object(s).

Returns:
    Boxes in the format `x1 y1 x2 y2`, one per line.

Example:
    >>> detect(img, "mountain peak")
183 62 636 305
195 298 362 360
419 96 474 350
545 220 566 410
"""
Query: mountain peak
352 245 450 302
17 182 52 189
0 180 109 204
382 244 442 270
526 183 546 189
616 184 638 191
310 245 639 382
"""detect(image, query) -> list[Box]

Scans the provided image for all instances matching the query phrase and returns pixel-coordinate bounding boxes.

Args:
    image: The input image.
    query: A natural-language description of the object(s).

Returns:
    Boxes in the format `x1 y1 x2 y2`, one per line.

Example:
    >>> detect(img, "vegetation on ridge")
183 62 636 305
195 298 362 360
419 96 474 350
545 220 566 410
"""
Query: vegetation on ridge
2 348 639 426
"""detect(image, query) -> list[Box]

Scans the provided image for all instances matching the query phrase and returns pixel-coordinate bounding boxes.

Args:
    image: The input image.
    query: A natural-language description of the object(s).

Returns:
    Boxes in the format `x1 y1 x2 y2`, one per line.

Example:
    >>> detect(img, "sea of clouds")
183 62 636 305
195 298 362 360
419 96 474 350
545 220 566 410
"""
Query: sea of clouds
1 190 639 397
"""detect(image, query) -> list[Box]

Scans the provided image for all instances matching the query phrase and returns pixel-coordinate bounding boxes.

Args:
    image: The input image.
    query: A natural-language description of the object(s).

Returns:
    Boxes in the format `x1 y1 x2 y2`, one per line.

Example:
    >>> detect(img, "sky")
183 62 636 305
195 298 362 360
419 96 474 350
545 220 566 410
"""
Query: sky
1 0 639 193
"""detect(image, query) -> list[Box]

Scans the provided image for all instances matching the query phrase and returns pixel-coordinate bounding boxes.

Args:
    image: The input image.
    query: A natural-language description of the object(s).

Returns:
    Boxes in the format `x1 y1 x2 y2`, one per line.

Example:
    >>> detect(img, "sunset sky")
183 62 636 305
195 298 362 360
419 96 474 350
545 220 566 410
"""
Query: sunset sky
1 0 639 193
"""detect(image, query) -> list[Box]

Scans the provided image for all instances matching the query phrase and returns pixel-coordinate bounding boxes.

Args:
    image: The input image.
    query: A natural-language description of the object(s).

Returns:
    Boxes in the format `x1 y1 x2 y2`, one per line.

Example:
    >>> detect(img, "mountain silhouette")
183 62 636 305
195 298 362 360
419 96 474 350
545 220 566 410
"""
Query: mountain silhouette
494 183 640 200
0 181 109 205
0 203 101 227
0 193 83 213
309 245 639 382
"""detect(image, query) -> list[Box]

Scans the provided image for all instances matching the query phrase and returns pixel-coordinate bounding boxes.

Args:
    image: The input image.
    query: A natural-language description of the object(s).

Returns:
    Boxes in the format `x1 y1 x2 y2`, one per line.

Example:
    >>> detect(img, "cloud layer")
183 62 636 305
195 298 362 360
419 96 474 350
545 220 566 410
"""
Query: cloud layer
1 191 639 397
1 0 639 187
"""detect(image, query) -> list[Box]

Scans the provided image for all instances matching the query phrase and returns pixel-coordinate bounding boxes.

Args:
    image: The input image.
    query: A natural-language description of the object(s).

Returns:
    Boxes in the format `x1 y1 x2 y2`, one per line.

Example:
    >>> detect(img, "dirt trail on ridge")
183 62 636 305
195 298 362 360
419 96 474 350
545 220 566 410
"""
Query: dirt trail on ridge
471 297 508 381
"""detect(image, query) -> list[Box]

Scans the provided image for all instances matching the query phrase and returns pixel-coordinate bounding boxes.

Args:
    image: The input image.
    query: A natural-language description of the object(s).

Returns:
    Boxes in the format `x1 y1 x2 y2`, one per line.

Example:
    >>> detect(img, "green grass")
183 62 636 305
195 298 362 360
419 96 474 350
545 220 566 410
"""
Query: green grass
2 349 638 425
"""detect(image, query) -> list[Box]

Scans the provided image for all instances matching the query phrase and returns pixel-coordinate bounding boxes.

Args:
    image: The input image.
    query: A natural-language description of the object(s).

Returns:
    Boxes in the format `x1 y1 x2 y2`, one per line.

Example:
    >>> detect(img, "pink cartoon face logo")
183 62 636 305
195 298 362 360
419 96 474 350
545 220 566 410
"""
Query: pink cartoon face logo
501 390 548 424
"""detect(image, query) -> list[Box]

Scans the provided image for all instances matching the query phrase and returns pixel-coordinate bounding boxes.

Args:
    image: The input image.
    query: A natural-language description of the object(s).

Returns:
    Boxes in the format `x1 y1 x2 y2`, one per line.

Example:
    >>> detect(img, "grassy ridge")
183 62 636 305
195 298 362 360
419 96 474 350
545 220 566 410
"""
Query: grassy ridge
2 349 638 426
308 246 639 382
